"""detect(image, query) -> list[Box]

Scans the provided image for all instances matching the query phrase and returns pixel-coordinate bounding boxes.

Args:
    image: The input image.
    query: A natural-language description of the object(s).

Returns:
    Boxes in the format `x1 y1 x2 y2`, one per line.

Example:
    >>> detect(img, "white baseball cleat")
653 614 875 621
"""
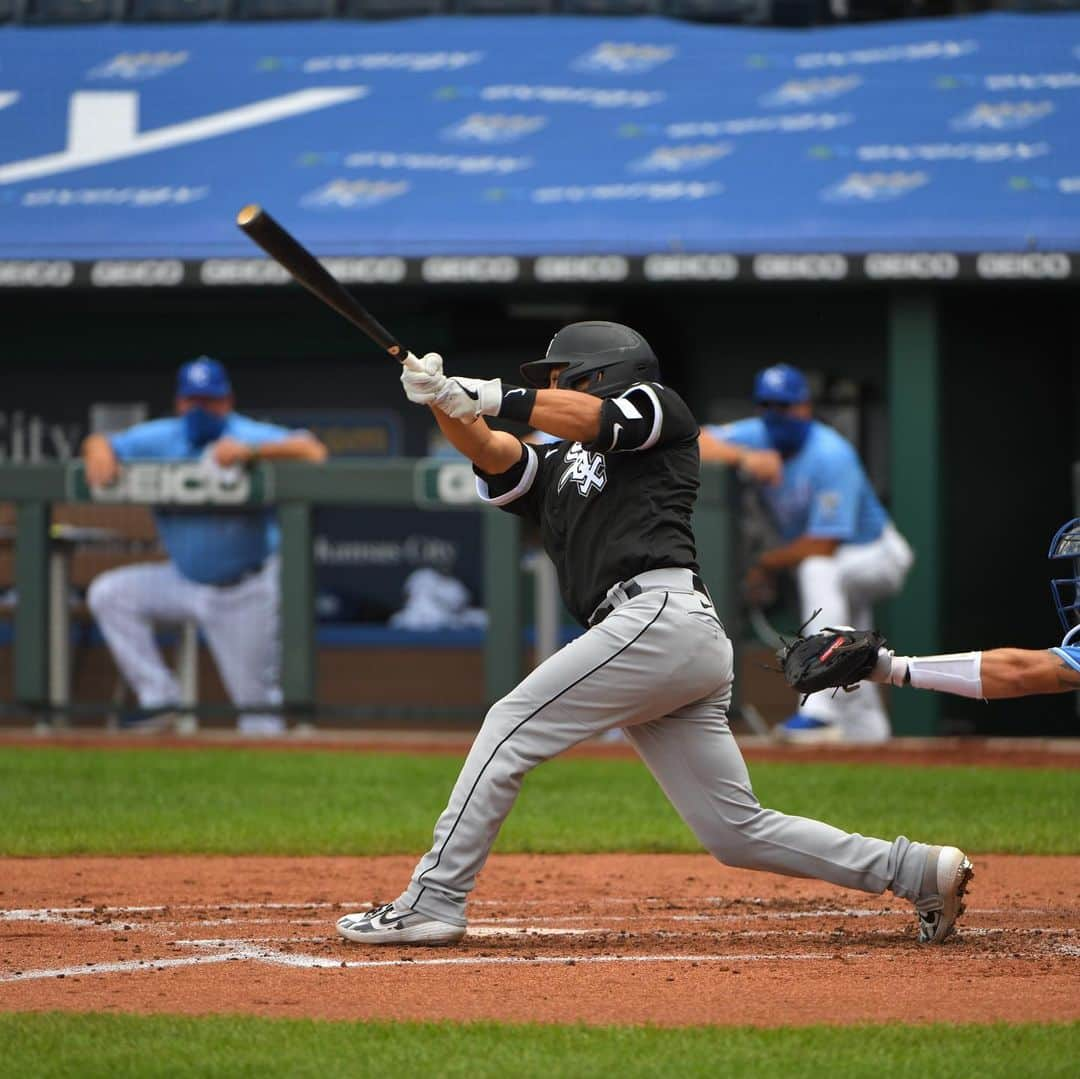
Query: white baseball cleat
337 902 465 945
914 845 974 944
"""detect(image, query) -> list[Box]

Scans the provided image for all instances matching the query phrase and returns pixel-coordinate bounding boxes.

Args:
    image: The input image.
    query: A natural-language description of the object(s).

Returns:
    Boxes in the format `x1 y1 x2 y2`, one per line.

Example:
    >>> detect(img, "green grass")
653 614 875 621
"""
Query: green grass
1 1014 1077 1078
1 747 1077 856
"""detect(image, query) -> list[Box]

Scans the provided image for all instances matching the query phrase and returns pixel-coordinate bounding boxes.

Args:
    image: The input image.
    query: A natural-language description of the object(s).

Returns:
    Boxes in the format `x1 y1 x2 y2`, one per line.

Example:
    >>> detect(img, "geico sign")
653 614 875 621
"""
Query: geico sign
752 254 848 280
975 253 1071 279
91 463 253 504
864 253 959 279
435 462 479 504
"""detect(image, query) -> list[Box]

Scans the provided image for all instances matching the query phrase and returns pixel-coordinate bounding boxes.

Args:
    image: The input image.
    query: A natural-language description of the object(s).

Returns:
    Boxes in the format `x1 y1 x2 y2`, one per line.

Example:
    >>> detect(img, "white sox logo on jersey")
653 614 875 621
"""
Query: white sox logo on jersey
557 443 606 498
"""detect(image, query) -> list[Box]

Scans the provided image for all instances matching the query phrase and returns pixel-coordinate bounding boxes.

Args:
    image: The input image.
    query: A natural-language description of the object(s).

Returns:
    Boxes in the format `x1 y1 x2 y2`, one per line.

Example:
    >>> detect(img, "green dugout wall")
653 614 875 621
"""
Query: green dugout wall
0 459 738 720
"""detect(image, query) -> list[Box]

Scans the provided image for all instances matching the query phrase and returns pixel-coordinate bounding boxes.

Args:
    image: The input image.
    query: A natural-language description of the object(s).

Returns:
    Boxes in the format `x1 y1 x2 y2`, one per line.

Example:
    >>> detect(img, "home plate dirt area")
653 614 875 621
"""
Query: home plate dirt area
1 853 1077 1027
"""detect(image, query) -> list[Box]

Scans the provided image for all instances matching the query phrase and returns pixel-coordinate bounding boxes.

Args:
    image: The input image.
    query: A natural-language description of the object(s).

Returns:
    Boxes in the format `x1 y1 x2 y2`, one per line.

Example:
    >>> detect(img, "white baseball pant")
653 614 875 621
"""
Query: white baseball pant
398 572 931 926
796 523 914 742
87 556 283 733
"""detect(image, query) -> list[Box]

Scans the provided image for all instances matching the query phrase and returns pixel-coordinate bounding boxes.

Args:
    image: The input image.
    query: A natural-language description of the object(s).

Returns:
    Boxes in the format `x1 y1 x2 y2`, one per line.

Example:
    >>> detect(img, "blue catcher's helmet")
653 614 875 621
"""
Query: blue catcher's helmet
1048 517 1080 637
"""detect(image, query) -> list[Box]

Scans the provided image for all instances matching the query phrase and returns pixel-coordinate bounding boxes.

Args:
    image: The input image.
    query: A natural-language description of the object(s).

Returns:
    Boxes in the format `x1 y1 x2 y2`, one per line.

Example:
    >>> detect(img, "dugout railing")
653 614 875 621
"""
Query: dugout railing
0 459 738 724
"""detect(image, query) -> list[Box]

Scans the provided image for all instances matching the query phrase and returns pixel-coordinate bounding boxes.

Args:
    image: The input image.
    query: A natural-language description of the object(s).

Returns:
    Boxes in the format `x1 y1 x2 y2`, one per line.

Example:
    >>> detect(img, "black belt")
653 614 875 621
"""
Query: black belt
589 571 712 627
209 562 266 589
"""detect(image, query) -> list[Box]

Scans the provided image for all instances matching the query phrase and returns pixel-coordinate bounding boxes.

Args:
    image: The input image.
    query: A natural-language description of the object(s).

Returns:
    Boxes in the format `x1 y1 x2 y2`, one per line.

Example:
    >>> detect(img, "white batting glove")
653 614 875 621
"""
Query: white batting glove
434 376 503 422
400 352 446 405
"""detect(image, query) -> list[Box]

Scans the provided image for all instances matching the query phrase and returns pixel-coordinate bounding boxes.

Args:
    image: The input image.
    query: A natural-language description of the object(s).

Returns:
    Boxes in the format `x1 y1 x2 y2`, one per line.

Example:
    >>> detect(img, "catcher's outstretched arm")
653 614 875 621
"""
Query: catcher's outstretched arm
872 647 1080 700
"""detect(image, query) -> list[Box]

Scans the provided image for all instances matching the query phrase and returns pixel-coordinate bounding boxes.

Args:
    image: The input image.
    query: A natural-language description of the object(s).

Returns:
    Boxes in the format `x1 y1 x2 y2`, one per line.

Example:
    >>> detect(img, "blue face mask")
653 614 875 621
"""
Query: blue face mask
183 407 228 448
762 411 811 457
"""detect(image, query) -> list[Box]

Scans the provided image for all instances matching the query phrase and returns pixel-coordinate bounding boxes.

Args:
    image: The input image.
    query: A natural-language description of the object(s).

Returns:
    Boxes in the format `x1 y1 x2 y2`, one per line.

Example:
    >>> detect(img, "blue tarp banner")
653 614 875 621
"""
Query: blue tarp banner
0 13 1078 262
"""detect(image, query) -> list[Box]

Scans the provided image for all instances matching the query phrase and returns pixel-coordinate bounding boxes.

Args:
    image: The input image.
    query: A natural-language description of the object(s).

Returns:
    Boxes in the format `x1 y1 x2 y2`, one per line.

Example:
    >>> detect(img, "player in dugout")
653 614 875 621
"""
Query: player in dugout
335 322 972 950
82 357 327 735
699 363 913 745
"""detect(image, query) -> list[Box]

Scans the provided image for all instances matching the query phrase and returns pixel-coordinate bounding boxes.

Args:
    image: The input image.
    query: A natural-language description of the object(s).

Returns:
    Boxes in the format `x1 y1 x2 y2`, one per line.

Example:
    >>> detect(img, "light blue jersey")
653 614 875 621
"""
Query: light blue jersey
1050 626 1080 673
707 418 889 545
108 414 293 585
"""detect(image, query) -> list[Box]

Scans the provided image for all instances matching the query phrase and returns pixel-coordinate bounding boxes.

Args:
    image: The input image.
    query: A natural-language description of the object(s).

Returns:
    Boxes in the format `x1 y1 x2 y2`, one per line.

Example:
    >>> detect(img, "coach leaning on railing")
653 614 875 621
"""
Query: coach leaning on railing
81 357 328 736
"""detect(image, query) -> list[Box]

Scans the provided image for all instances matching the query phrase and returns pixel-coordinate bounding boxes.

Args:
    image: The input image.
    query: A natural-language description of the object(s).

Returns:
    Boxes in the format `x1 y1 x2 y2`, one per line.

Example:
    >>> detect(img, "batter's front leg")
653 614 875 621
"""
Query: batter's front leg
623 700 930 902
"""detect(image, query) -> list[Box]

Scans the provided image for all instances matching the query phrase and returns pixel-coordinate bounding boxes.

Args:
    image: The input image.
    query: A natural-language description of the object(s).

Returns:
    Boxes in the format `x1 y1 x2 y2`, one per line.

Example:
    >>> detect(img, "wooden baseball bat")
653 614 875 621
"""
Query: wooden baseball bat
236 204 409 362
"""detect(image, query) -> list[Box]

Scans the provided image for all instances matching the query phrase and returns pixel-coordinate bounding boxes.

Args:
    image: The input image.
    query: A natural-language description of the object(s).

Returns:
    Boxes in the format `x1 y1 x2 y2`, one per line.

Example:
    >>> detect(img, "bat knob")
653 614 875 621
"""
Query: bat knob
236 204 263 227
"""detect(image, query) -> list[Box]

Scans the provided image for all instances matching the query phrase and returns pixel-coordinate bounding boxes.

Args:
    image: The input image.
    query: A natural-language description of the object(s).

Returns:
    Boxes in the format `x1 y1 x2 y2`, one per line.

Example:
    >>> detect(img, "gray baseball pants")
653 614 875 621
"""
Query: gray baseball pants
399 569 930 926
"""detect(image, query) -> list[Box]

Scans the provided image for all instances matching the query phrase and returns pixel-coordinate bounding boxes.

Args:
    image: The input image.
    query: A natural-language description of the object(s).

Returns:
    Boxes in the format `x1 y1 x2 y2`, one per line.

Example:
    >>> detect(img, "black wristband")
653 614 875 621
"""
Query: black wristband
496 384 537 423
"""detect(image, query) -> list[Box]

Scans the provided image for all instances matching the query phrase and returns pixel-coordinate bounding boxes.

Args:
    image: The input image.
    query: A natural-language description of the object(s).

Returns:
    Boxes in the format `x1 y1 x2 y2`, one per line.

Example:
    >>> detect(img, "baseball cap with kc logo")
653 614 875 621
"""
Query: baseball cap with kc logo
177 356 232 398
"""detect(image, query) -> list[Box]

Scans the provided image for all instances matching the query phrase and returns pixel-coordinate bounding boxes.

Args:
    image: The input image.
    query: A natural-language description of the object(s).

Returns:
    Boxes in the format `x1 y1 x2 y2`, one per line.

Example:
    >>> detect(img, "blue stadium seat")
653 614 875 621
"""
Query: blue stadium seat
342 0 447 16
563 0 664 11
127 0 226 18
227 0 336 15
452 0 555 11
19 0 117 21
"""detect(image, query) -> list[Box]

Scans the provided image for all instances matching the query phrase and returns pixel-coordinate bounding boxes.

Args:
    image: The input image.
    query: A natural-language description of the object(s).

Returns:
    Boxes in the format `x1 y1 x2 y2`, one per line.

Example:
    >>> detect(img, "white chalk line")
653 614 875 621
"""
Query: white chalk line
4 936 1078 985
3 898 1076 986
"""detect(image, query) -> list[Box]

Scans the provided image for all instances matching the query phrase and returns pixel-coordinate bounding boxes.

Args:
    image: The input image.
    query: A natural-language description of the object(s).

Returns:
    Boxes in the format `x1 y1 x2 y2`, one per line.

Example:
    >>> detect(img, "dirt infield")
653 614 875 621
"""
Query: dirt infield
2 853 1078 1027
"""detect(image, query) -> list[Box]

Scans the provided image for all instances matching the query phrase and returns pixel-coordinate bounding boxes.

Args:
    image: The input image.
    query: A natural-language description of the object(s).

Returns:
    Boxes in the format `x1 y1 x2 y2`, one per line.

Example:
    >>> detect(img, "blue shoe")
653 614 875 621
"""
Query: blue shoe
774 713 843 744
118 707 185 734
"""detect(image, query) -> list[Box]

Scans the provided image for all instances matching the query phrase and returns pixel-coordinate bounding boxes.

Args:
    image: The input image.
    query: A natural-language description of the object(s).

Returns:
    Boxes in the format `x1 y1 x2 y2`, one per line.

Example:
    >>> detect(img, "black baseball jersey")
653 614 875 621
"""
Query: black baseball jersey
475 382 701 626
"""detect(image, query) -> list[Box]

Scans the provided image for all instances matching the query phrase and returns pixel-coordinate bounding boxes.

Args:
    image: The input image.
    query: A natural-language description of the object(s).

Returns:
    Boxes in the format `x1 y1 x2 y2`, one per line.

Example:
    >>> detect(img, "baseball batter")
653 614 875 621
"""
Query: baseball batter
337 322 971 947
700 363 913 745
82 357 327 734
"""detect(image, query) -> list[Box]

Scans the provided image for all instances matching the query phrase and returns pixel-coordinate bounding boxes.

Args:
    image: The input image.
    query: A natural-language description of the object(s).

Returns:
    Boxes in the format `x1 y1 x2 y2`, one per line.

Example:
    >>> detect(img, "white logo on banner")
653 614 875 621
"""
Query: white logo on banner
0 92 19 112
864 253 959 280
302 51 482 73
88 52 189 81
1059 177 1080 194
951 101 1054 131
301 179 409 209
985 73 1080 91
573 42 676 75
629 143 732 174
480 85 664 109
795 39 977 69
821 171 929 203
0 261 75 287
760 76 861 107
22 186 208 207
0 88 367 186
442 114 548 144
753 254 848 280
667 113 852 138
642 254 738 281
976 253 1071 279
534 256 629 283
341 151 531 175
856 142 1048 163
89 260 184 288
533 181 720 204
422 257 520 283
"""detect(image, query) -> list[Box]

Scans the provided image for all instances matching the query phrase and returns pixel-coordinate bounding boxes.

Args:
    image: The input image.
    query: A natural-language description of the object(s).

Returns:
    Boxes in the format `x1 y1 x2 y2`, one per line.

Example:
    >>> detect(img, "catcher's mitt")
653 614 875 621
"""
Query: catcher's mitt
778 627 886 702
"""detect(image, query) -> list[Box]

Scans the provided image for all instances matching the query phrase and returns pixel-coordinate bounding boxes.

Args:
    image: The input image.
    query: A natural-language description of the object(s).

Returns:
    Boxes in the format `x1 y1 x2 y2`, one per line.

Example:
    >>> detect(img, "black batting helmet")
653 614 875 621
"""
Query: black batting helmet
519 322 660 399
